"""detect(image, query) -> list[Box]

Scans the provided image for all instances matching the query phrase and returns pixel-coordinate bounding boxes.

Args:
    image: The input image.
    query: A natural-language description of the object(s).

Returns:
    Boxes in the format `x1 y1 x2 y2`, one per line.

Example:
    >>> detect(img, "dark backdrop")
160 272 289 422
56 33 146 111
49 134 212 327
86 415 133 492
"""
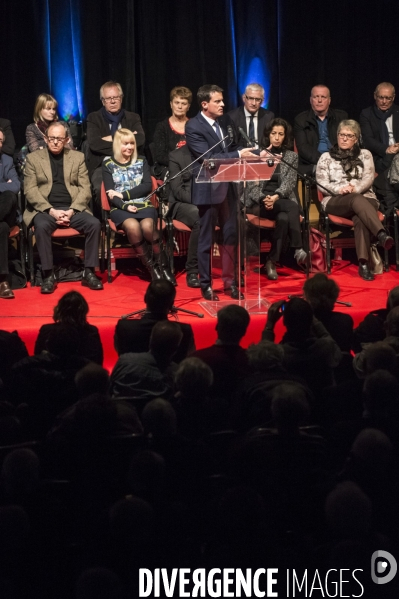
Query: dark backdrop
2 0 399 148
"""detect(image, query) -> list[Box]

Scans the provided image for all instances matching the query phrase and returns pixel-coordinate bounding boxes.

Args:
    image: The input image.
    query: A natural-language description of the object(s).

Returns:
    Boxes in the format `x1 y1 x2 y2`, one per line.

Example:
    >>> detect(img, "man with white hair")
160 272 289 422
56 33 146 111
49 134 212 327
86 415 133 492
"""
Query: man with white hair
360 81 399 174
227 82 274 148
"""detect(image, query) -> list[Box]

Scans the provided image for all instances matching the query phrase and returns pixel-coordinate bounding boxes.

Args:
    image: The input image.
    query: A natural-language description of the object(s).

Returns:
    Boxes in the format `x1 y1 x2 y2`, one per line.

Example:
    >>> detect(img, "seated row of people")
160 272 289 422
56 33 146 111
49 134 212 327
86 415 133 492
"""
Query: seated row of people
1 80 397 298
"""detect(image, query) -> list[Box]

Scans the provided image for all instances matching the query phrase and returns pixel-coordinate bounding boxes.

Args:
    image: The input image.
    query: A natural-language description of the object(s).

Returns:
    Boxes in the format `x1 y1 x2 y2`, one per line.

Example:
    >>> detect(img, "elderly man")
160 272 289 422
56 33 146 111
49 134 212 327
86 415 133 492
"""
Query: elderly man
359 82 399 174
24 121 102 294
227 83 274 148
0 127 20 298
294 85 348 174
86 80 145 211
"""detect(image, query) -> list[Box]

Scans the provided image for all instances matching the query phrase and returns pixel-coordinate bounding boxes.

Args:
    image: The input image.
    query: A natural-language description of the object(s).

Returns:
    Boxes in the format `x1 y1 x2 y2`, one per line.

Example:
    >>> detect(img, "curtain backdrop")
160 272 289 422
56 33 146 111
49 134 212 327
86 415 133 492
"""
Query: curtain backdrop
2 0 399 147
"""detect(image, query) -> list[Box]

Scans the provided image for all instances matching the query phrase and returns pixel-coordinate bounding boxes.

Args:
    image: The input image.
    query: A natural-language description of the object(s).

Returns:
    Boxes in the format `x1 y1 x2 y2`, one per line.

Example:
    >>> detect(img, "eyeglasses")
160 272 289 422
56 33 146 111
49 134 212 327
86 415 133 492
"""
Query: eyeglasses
47 136 67 143
103 96 122 103
376 95 394 101
338 133 356 140
245 95 263 103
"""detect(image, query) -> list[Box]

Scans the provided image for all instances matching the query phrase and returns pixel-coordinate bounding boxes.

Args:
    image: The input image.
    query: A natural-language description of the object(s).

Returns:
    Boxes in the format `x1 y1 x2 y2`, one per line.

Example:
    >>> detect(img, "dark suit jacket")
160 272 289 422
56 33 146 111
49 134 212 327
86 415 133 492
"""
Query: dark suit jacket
168 145 192 207
0 118 16 158
86 109 145 176
294 108 348 166
23 148 92 227
359 104 399 160
0 153 20 194
185 112 242 206
227 106 274 147
34 323 103 365
114 313 195 363
192 343 249 400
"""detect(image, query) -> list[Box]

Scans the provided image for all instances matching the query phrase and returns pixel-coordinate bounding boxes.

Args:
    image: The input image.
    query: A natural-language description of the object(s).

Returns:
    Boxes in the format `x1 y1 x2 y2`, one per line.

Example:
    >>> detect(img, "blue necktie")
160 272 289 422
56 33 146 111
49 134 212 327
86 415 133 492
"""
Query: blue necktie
213 121 224 147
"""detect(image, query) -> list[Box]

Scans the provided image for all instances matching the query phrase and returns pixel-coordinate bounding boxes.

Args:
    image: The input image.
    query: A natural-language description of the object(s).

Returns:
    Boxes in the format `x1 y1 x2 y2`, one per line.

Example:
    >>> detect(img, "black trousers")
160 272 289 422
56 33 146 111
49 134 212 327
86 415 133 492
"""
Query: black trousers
251 198 302 262
0 190 18 274
170 202 200 274
33 211 101 271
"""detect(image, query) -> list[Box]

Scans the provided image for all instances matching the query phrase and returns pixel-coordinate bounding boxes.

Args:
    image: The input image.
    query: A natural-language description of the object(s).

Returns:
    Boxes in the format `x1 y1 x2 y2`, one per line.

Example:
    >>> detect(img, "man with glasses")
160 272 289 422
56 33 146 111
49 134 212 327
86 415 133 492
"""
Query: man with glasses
86 81 145 212
228 83 274 148
24 121 103 294
294 85 348 174
360 82 399 174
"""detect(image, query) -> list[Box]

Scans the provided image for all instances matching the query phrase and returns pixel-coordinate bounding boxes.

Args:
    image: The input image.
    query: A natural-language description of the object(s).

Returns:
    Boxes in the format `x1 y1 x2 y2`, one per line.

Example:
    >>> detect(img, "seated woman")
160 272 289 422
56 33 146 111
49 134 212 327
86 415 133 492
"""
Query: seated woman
152 86 192 179
34 290 103 365
25 93 74 153
102 128 175 283
245 117 306 280
316 119 393 281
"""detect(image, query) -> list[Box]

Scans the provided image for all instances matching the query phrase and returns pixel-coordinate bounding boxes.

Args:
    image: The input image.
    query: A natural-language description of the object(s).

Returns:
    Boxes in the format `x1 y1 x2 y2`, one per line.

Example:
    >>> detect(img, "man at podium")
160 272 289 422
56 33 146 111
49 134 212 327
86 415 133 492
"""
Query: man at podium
186 84 258 301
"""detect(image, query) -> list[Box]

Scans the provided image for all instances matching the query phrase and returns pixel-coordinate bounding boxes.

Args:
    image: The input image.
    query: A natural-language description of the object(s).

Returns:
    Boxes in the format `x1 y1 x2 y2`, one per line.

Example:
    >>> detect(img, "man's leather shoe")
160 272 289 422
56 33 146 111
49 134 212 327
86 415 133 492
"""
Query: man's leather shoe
265 260 278 280
358 262 374 281
186 273 201 288
201 286 219 301
41 274 57 294
224 285 245 300
0 281 14 299
377 230 394 250
81 270 104 290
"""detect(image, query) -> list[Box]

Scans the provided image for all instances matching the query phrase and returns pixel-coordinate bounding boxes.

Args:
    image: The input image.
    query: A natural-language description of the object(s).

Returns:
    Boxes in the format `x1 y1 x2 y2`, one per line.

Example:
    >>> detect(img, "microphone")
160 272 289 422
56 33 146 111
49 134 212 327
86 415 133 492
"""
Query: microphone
238 127 255 147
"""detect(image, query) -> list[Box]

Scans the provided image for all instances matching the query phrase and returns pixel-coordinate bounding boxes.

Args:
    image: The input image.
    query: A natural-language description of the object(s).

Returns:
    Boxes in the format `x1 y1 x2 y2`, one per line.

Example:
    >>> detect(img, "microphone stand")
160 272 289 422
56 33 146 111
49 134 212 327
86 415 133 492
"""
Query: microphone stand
121 136 229 320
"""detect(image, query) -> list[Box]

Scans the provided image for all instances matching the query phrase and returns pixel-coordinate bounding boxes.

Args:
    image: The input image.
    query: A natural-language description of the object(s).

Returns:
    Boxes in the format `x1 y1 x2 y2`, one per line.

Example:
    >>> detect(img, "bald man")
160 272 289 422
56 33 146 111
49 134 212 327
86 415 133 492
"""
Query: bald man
294 85 348 174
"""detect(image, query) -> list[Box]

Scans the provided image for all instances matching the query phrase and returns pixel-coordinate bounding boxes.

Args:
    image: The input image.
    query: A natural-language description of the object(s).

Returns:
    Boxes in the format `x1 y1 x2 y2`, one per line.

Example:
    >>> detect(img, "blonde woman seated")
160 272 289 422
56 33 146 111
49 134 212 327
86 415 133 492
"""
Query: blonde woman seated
102 128 175 283
25 93 74 152
316 119 393 281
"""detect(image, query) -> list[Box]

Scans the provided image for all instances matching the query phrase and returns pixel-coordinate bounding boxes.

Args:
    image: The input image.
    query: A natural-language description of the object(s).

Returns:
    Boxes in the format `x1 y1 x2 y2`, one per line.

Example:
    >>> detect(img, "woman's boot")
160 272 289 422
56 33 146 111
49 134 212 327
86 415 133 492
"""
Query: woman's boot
152 239 177 286
132 240 162 281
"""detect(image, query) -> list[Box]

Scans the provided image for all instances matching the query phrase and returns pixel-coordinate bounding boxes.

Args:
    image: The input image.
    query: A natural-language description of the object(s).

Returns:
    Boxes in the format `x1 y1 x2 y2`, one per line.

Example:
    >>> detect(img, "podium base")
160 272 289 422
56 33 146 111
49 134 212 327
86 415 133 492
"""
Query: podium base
199 298 271 317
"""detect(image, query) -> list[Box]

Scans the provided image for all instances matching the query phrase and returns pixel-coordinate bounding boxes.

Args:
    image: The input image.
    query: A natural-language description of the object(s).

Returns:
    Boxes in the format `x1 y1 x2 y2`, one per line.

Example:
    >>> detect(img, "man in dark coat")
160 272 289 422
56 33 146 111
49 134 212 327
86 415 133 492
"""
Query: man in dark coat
114 279 195 362
360 81 399 174
294 85 348 174
86 80 145 210
227 82 274 148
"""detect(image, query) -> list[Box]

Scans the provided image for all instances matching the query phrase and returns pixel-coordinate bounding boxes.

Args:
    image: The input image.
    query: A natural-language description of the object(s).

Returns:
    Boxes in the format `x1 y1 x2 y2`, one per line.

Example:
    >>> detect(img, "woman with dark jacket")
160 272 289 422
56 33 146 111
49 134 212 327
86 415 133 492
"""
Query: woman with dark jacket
244 118 306 280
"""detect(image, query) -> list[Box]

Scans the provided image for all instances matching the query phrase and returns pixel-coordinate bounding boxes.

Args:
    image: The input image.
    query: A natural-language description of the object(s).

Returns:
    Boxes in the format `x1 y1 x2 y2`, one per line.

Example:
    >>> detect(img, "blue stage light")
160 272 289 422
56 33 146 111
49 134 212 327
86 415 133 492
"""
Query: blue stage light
44 0 85 121
240 56 271 108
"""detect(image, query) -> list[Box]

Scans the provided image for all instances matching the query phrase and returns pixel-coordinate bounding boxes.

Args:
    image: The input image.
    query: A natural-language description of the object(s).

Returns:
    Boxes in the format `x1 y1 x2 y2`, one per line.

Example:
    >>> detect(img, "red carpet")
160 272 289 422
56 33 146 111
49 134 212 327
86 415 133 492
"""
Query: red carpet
1 260 399 371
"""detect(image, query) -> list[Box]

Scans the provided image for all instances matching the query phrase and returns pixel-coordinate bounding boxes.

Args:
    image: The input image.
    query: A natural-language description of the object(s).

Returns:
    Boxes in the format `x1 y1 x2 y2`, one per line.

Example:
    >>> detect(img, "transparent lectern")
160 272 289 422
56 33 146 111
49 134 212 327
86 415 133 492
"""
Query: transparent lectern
196 157 277 316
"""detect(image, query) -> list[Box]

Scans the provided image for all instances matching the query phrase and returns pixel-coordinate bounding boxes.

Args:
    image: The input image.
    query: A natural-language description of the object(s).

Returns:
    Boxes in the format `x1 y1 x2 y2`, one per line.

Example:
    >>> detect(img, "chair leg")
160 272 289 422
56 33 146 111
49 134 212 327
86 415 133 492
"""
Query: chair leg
28 229 35 287
166 219 175 274
325 216 331 274
106 224 112 283
394 211 399 271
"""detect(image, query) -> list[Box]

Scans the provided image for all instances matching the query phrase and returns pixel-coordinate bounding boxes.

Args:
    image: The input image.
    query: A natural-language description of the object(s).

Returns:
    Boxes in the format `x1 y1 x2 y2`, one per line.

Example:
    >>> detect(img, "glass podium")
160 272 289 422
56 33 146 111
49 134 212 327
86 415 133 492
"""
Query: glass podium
196 157 277 316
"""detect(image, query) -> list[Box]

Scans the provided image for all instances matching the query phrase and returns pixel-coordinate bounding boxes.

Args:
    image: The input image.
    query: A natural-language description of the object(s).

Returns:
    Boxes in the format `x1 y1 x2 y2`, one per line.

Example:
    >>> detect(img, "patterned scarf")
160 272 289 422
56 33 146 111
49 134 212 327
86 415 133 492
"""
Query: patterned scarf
329 143 364 180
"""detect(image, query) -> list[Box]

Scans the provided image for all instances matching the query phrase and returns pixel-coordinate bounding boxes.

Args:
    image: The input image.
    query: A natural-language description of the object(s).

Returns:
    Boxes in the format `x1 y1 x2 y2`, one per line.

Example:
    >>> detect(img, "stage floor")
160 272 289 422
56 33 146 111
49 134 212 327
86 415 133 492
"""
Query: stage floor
1 260 399 371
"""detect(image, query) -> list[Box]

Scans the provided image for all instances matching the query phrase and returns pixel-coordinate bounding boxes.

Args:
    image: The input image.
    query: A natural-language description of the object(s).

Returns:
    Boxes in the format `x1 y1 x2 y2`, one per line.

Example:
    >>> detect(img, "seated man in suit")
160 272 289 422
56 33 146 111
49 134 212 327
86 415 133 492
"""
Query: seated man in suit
24 121 103 294
114 279 195 362
360 82 399 174
0 118 16 158
86 80 145 213
227 82 274 148
294 85 348 174
0 127 20 299
168 144 200 288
